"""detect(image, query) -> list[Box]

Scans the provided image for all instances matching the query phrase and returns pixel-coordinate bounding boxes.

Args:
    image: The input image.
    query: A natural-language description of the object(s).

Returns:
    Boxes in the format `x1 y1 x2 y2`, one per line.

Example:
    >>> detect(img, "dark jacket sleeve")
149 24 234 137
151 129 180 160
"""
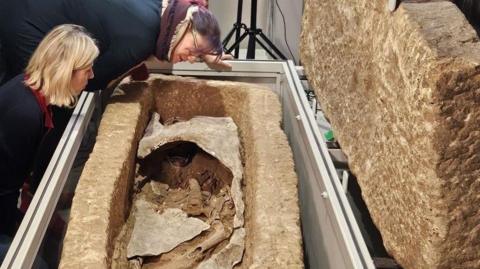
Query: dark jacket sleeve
86 42 153 91
0 41 6 86
0 105 43 191
0 0 160 91
79 0 160 91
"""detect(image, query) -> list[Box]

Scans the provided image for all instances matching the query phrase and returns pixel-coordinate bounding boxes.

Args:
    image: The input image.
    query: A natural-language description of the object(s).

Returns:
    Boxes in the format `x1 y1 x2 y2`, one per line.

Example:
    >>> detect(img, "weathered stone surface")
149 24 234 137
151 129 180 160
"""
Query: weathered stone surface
301 1 480 268
135 114 245 268
59 82 152 269
127 201 210 258
138 114 245 228
60 75 303 268
197 228 246 269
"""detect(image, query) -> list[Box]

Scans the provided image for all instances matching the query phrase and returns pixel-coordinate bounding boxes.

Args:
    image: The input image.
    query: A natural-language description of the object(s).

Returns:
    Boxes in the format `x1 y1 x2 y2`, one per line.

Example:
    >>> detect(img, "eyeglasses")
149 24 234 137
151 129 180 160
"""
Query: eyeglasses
191 26 203 62
191 26 199 50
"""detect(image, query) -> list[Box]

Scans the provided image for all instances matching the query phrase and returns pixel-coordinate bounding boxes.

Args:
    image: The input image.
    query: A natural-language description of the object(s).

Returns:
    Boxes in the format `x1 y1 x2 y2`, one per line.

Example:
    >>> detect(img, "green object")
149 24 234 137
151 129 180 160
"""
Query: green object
324 130 334 141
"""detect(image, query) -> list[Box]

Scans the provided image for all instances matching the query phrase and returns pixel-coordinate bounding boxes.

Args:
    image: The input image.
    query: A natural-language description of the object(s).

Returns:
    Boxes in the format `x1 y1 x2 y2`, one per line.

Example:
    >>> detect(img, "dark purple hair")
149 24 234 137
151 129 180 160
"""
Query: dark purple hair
191 6 223 58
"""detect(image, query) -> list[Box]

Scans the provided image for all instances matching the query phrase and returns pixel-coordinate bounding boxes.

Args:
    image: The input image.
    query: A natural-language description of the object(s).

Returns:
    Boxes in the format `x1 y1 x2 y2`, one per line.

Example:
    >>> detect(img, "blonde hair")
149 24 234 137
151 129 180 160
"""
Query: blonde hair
25 24 99 107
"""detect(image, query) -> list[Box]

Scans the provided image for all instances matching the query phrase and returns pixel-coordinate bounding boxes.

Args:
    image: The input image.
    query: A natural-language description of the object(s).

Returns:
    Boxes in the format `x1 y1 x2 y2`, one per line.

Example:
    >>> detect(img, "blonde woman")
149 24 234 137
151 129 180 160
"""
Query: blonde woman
0 0 232 192
0 24 99 237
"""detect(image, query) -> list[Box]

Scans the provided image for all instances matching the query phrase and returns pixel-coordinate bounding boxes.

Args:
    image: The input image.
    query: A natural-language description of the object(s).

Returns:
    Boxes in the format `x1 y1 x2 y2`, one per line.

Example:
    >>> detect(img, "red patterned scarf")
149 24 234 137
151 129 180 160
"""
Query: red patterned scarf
25 75 54 129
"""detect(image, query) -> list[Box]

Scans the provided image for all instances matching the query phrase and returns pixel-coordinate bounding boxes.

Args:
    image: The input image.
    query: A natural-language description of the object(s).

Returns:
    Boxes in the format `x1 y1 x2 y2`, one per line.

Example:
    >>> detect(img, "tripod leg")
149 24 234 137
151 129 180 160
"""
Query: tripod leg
254 36 277 59
234 0 244 58
226 31 249 55
222 26 237 48
247 31 256 59
233 29 241 58
257 31 287 60
233 24 247 58
246 0 258 59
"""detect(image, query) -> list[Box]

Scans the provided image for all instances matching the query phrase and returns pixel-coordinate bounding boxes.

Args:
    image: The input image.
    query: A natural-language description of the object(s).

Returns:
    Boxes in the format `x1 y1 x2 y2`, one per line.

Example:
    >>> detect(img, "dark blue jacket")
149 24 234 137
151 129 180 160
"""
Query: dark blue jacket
0 0 161 90
0 74 45 192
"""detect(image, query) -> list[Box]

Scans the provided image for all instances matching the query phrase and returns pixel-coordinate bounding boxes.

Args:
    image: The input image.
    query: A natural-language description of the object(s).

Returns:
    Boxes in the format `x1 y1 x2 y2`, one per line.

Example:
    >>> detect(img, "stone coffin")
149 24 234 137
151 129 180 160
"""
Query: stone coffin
301 1 480 268
58 75 303 268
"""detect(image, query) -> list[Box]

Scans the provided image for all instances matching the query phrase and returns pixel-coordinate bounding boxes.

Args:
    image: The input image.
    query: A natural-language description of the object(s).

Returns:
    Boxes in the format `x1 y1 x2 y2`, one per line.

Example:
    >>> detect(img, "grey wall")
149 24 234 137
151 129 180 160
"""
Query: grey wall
210 0 303 64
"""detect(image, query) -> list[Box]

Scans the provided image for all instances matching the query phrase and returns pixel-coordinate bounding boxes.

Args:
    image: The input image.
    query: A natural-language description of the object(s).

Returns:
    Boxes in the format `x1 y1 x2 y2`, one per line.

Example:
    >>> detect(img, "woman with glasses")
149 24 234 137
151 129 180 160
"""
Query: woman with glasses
157 1 227 66
0 0 229 89
0 24 99 238
0 0 230 195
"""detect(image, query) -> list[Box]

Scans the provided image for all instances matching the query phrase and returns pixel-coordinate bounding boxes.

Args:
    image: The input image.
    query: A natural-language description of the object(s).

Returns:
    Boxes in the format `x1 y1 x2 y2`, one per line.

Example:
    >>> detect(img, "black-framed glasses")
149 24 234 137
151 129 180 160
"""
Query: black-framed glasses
191 26 199 50
190 26 204 62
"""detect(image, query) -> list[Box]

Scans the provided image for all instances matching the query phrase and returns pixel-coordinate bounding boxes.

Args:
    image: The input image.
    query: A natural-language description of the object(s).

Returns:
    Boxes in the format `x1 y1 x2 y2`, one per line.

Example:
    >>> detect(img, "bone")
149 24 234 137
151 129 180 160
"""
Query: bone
133 175 148 193
150 181 169 197
208 189 229 220
195 221 229 253
128 257 143 269
184 178 203 216
202 191 211 200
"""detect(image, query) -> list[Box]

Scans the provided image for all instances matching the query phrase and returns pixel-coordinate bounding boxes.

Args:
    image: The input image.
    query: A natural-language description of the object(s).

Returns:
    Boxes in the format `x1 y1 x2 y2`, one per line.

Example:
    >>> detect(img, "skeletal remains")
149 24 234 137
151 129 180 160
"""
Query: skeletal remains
114 114 245 269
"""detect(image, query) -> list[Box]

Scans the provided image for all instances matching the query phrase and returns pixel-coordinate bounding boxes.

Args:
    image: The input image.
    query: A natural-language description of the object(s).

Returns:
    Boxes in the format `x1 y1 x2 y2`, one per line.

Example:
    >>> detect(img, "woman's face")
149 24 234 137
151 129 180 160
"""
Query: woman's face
170 29 211 64
71 65 94 95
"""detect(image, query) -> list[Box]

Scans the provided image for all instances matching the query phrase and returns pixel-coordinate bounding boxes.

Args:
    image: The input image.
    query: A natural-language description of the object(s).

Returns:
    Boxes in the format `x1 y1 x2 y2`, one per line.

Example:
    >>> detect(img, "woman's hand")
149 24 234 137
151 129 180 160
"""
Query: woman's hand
202 53 233 71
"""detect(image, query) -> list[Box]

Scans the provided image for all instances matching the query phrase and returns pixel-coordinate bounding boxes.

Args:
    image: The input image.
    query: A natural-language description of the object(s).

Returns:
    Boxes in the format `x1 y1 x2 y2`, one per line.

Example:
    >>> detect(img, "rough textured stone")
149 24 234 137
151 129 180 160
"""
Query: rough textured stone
59 82 152 269
138 115 245 228
127 202 210 258
60 75 303 268
136 114 246 268
301 1 480 268
197 228 246 269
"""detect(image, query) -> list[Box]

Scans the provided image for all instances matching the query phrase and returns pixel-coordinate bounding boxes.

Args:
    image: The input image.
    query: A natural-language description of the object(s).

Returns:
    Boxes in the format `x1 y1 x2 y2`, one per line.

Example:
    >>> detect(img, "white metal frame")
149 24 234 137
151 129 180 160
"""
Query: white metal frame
149 60 375 269
2 60 375 269
1 92 96 269
284 61 373 268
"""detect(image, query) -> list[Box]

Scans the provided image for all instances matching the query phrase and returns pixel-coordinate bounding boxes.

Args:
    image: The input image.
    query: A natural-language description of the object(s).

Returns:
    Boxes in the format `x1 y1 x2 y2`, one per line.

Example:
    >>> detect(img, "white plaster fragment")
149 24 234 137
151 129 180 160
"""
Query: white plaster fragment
138 114 245 227
127 200 210 258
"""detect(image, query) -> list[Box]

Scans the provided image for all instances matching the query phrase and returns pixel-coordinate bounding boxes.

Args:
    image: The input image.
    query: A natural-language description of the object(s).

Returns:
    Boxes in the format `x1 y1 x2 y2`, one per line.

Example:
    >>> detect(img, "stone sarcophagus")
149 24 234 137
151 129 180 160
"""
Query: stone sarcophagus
58 75 303 268
301 0 480 268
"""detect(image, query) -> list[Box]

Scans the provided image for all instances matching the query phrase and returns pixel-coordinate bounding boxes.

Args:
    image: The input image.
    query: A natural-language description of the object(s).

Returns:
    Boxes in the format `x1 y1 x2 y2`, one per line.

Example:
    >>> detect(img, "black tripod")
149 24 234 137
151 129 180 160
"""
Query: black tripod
222 0 287 60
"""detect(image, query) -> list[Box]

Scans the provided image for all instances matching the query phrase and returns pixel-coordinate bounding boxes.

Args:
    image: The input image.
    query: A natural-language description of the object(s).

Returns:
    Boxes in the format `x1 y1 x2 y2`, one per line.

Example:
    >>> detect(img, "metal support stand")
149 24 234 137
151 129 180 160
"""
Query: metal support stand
222 0 245 58
222 0 287 60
